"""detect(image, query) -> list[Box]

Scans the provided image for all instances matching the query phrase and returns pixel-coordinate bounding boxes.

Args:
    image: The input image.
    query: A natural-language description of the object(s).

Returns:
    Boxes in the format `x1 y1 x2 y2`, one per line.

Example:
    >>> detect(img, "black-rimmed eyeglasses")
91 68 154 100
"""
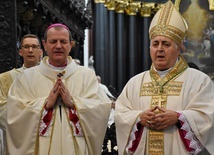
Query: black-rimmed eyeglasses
21 44 40 50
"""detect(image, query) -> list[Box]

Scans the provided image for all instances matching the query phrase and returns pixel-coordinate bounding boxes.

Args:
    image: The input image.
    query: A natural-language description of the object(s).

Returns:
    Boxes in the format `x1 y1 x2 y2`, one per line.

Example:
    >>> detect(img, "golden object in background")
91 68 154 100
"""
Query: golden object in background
208 0 214 10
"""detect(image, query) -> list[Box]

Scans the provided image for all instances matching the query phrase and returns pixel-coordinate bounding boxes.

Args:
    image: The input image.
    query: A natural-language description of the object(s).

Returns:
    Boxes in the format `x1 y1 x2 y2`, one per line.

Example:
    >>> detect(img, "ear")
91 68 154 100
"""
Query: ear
19 49 23 56
180 42 186 53
69 41 75 53
42 40 46 51
70 41 75 47
39 49 44 59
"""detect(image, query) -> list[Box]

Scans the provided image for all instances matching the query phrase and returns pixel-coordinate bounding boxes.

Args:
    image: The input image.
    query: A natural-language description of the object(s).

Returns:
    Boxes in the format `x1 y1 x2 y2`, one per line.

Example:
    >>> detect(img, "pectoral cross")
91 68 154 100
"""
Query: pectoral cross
57 71 66 78
158 96 163 107
154 95 166 114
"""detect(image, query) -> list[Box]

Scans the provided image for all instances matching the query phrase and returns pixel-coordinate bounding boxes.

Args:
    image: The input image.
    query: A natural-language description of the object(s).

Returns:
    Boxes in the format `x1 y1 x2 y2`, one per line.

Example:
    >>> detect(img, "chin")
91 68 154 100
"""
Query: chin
155 64 169 70
157 68 168 71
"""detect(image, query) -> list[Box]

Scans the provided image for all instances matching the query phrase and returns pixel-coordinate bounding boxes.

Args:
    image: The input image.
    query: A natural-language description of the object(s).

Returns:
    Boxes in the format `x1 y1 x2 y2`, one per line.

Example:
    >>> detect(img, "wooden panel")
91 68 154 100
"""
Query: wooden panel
0 0 17 73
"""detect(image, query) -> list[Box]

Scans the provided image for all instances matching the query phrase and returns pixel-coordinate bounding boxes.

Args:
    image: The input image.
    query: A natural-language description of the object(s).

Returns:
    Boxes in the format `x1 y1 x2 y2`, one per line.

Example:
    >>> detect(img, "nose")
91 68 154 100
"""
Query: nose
29 47 33 53
56 40 62 48
157 44 163 51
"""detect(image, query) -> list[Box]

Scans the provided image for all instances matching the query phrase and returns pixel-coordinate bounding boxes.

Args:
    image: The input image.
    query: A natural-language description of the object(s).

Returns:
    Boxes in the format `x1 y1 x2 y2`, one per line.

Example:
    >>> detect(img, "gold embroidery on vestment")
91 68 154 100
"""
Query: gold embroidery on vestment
0 71 13 96
140 55 188 155
141 81 183 96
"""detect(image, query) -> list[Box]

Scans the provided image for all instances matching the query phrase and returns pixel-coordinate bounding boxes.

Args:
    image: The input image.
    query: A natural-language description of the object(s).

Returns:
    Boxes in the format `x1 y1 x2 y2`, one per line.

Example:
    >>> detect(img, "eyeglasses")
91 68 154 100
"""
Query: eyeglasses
21 44 40 50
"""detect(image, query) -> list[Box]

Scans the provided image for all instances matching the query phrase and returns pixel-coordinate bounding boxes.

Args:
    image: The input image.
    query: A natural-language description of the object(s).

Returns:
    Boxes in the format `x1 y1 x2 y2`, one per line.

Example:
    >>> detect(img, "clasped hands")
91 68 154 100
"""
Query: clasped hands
139 106 178 130
45 78 74 109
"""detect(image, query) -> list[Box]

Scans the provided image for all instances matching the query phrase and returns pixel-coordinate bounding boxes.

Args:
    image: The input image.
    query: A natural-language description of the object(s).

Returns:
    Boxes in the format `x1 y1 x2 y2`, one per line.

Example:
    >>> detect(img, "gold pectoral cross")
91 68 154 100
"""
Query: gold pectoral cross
158 95 166 108
146 55 187 155
149 94 166 155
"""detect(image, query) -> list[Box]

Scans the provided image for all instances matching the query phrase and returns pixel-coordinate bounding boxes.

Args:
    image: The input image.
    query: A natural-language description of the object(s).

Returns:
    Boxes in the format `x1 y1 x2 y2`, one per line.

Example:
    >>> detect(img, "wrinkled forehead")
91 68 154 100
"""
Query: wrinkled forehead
151 36 174 43
47 28 70 39
44 24 72 42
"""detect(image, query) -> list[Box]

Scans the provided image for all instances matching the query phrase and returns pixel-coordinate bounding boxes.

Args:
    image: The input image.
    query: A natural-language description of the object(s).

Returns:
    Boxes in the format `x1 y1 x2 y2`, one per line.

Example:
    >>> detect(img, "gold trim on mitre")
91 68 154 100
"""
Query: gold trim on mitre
149 0 188 44
208 0 214 10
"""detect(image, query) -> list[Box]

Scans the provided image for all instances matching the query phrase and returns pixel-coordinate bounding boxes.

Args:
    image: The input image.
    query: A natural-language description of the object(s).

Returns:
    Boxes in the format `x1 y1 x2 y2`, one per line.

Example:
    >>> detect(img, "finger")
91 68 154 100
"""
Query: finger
53 79 61 89
148 106 158 112
146 120 152 127
53 88 60 94
60 85 69 95
147 120 155 126
59 81 67 92
158 124 167 130
147 110 157 118
52 86 57 93
52 85 61 95
156 106 165 113
154 117 161 124
155 111 165 119
155 123 165 130
58 79 65 87
151 106 159 111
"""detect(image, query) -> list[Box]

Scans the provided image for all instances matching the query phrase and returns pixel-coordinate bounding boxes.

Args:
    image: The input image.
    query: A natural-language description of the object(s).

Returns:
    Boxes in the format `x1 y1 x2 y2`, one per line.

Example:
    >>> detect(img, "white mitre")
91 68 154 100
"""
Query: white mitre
149 0 188 44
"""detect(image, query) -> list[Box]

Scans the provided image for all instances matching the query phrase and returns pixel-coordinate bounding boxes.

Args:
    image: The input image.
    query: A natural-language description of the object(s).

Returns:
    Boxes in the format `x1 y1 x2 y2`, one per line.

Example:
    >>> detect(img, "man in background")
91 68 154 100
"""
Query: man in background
97 75 116 127
0 34 43 155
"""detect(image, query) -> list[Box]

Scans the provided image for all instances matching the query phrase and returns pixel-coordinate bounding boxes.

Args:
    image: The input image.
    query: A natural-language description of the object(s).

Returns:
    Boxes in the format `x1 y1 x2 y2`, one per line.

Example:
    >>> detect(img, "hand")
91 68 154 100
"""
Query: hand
45 79 61 109
58 78 74 109
139 106 158 128
153 106 178 130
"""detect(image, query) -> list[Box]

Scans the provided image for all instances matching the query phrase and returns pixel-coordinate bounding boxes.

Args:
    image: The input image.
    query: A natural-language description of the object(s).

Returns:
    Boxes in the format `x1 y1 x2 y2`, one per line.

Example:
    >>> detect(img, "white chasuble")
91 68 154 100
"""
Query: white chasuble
115 57 214 155
6 56 111 155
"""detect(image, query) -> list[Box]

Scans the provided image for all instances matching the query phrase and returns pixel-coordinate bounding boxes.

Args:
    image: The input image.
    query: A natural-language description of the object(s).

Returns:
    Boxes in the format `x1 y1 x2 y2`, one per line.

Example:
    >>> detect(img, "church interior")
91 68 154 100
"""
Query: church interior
0 0 214 154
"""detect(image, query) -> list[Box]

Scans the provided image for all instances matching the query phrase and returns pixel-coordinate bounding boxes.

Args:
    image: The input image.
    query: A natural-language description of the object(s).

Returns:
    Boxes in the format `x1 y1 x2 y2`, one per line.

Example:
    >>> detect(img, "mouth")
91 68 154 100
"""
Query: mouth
157 55 165 59
53 51 64 55
27 55 35 58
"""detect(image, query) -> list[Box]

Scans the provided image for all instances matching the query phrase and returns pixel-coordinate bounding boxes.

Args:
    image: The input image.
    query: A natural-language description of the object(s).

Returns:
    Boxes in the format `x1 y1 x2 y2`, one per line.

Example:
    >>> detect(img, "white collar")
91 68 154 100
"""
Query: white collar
46 59 67 71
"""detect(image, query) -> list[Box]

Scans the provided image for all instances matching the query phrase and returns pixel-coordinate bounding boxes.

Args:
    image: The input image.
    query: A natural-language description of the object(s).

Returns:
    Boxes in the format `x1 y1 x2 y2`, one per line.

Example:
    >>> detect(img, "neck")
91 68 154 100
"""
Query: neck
48 60 67 67
24 63 37 68
47 60 67 70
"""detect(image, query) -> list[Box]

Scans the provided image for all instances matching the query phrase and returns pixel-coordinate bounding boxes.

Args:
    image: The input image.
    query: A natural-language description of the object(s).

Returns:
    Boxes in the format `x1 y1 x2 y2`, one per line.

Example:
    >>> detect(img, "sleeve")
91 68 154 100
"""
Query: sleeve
69 107 83 136
125 118 144 155
6 75 45 155
176 112 203 154
39 108 54 136
181 75 214 154
0 72 13 130
71 69 112 155
0 86 7 130
114 81 143 155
